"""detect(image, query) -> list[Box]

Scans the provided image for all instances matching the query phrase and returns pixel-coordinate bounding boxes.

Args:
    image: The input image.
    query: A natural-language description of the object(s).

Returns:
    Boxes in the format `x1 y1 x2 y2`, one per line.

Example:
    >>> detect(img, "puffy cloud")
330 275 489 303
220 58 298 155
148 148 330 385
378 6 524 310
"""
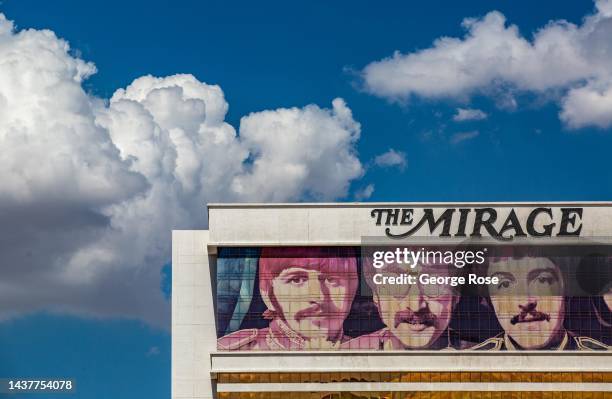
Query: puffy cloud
0 14 364 327
362 11 590 99
450 130 479 144
361 1 612 129
373 148 407 170
560 79 612 129
453 108 488 122
596 0 612 17
233 98 363 201
354 184 375 201
0 15 145 208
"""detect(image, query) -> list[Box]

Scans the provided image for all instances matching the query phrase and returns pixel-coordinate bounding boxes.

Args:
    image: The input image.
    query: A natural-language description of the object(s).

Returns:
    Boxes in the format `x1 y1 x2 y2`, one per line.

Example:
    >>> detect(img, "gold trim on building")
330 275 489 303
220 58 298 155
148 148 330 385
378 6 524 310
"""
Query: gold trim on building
217 372 612 384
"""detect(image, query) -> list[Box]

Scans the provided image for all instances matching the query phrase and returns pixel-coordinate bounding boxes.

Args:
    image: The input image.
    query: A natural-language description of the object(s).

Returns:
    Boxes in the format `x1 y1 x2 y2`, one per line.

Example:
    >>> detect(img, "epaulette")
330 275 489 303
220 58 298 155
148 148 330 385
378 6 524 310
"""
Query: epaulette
470 337 504 350
575 336 611 351
217 329 258 351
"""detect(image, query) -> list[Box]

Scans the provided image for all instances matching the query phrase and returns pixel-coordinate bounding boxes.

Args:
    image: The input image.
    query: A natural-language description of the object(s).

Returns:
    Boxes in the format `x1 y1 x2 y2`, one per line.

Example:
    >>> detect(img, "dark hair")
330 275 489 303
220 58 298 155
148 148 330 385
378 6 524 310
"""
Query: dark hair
576 254 612 295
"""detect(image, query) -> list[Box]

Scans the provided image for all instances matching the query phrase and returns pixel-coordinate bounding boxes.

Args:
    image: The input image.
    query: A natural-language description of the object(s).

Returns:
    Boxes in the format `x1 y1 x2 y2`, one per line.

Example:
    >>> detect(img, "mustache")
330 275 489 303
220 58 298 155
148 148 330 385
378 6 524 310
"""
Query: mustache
394 308 437 328
510 302 551 325
294 304 335 321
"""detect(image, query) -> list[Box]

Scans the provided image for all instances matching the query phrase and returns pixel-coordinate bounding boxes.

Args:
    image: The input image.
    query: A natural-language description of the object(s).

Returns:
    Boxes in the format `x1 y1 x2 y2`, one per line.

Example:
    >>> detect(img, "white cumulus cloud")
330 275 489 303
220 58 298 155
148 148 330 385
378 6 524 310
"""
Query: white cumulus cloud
361 0 612 129
233 98 363 201
373 148 407 170
560 80 612 129
0 14 364 328
453 108 488 122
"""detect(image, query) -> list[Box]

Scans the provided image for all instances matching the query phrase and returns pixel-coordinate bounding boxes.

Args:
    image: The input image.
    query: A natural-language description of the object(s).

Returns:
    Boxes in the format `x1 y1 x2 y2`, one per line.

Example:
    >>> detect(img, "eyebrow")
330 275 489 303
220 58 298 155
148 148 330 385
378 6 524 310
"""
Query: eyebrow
385 264 415 275
526 267 559 282
277 267 311 276
489 271 515 280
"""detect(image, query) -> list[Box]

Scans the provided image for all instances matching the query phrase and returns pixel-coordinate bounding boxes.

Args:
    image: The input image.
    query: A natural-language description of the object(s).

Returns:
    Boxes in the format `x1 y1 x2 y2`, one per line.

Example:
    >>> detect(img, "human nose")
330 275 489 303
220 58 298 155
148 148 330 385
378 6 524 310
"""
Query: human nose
405 290 427 311
307 272 325 302
519 298 537 312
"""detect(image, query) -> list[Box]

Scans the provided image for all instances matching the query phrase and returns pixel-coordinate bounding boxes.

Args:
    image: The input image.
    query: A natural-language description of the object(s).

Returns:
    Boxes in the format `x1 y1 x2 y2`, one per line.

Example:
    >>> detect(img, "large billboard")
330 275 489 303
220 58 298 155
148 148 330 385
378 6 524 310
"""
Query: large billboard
216 245 611 351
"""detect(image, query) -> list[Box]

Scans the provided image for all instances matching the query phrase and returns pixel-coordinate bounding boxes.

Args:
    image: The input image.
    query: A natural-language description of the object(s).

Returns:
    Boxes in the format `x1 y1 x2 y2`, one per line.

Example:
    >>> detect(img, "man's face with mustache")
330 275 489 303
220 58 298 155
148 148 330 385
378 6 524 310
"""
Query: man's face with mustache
374 264 457 349
270 266 357 343
488 257 565 349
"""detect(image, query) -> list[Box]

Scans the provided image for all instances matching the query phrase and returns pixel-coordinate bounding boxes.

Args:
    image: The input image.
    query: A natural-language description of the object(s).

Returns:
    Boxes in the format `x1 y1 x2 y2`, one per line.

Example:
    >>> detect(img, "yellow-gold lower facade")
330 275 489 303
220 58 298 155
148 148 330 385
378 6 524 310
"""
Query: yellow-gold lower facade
216 372 612 398
217 372 612 384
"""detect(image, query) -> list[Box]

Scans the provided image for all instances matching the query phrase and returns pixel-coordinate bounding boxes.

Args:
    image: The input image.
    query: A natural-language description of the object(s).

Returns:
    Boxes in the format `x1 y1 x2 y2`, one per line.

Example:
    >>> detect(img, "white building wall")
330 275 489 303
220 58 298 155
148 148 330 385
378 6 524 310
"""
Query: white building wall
172 230 216 399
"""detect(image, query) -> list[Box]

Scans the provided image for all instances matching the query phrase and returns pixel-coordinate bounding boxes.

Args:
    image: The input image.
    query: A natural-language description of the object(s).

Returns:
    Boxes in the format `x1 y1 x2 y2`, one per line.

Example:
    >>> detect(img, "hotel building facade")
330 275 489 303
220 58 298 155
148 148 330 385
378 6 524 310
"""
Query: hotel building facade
172 203 612 399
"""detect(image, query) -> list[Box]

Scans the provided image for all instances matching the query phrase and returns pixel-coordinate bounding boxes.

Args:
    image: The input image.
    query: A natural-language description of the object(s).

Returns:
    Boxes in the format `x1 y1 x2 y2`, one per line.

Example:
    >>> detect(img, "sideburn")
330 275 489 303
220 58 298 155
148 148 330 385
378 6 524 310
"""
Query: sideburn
267 287 287 323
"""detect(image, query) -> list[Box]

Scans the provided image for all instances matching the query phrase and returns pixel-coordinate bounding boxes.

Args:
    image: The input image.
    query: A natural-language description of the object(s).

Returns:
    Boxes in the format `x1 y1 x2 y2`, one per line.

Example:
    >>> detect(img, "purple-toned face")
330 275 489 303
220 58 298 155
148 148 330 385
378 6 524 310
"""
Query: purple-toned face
259 248 358 347
488 257 565 349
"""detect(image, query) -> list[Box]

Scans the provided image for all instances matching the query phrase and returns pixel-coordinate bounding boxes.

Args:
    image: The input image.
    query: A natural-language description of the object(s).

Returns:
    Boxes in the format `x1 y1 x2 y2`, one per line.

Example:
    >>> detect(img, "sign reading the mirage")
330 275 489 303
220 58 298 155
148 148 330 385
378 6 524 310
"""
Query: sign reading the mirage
371 207 584 241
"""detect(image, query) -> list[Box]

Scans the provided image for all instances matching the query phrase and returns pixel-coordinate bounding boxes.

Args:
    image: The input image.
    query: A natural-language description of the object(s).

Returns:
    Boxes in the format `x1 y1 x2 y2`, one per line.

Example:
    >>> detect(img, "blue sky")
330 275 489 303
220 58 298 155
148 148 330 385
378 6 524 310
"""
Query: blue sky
1 0 612 398
7 0 608 202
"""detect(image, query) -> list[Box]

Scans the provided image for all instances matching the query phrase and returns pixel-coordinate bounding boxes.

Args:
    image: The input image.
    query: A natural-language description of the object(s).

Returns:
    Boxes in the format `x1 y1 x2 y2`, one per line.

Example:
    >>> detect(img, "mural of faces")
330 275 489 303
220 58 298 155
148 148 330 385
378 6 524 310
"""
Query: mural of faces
372 263 457 349
217 246 611 351
487 257 565 349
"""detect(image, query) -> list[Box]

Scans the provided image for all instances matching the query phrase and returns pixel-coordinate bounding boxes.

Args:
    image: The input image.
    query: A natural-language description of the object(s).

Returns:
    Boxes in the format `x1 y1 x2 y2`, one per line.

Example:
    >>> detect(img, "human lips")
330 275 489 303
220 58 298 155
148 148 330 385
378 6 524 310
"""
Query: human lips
295 306 333 323
401 321 431 332
510 311 550 325
294 304 338 322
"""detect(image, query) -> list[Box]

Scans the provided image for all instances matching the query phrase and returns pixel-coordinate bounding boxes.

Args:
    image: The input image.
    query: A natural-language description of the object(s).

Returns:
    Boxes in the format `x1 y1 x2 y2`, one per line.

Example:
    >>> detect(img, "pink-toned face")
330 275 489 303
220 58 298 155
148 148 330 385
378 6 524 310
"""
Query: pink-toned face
260 250 359 346
270 266 357 342
488 257 565 349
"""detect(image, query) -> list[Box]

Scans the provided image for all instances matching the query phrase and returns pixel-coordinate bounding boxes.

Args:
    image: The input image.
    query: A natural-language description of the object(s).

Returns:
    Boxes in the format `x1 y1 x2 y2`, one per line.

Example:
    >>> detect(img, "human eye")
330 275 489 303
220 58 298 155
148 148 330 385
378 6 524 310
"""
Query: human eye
496 277 514 290
532 271 557 286
282 272 308 285
386 269 403 279
422 284 443 298
324 276 342 287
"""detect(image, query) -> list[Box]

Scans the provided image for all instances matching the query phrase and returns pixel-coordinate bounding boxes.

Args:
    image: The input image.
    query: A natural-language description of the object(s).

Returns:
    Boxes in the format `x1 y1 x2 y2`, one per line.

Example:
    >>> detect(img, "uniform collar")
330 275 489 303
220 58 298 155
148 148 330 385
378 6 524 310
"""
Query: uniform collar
266 319 343 350
504 330 569 350
382 328 455 350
